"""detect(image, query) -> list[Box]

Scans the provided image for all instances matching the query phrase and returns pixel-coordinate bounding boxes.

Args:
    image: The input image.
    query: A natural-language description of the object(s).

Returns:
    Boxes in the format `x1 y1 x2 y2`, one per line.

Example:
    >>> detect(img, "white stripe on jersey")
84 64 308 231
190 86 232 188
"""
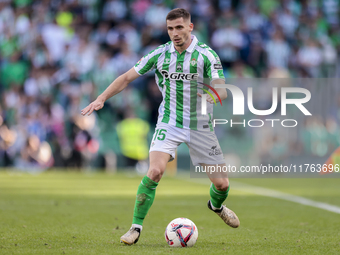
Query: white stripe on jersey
168 53 177 127
182 52 191 129
156 53 167 121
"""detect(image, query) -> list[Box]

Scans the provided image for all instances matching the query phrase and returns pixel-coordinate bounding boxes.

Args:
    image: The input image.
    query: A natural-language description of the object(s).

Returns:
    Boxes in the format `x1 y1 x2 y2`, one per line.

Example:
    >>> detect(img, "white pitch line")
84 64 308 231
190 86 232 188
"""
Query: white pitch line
181 177 340 214
231 181 340 214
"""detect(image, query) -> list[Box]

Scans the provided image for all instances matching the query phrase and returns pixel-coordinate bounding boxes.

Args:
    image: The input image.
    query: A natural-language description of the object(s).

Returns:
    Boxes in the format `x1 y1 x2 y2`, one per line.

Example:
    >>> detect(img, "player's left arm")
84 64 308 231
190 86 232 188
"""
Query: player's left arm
197 79 227 104
212 78 227 101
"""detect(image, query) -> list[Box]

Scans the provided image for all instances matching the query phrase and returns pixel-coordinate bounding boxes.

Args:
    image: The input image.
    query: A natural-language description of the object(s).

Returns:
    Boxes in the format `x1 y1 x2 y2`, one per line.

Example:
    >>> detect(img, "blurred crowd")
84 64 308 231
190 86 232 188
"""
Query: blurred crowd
0 0 340 170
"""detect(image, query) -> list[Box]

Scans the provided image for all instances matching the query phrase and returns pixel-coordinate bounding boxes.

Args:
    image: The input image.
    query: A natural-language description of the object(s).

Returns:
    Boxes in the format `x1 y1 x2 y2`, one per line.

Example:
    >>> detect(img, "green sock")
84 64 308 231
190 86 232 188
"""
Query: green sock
210 183 229 209
132 176 158 226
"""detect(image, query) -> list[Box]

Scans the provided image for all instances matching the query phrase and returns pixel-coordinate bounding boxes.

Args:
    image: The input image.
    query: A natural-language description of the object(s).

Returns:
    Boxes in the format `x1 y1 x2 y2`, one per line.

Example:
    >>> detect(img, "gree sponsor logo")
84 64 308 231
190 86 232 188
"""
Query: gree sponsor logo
161 70 198 81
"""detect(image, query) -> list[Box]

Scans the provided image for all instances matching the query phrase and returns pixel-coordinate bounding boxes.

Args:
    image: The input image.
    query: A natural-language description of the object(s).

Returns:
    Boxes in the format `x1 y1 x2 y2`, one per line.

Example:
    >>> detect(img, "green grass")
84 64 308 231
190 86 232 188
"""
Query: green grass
0 171 340 254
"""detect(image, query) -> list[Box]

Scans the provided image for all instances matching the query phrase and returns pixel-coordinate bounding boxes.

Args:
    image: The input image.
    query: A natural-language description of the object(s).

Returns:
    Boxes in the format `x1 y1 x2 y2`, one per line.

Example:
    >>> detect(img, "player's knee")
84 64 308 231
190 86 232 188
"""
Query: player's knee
214 179 229 192
147 166 164 182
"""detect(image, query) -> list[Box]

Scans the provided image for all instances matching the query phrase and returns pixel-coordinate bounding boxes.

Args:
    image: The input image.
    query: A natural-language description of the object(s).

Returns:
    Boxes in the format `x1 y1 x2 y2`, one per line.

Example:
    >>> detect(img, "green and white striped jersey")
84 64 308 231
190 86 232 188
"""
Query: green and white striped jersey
134 35 225 132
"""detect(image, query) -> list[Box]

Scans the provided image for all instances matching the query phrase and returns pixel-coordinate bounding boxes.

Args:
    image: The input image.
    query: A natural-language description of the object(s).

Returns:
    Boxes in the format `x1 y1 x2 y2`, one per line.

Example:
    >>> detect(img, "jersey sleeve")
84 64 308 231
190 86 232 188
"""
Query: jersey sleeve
204 50 225 80
134 49 159 76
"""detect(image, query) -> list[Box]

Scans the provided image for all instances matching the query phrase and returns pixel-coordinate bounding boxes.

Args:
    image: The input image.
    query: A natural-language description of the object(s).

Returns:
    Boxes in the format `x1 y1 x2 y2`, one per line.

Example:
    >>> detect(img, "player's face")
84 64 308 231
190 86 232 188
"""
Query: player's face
166 18 193 47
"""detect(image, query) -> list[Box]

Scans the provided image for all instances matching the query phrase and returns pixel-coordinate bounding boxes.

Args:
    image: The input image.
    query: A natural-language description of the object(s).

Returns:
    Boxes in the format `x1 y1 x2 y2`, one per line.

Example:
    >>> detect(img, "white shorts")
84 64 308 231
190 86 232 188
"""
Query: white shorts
149 123 225 166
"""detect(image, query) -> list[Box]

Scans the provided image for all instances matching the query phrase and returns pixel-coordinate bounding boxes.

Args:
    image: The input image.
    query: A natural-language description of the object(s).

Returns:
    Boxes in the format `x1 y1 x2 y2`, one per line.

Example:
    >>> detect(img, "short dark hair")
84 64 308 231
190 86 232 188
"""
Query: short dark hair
166 8 191 21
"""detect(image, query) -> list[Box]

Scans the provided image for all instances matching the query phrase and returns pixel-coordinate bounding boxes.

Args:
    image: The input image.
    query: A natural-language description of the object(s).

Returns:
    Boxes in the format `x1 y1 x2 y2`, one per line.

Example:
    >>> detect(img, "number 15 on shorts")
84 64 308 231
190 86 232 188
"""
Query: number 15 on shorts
153 129 167 141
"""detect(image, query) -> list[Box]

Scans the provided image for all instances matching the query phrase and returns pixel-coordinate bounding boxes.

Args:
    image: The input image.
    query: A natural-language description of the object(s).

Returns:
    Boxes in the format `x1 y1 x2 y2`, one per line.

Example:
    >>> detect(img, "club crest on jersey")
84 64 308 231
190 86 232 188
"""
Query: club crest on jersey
190 58 197 66
176 63 182 72
161 70 198 81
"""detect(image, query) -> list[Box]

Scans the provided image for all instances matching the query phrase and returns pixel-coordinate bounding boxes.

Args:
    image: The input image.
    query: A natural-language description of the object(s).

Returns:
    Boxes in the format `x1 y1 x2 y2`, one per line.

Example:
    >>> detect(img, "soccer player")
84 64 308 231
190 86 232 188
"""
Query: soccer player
81 8 240 245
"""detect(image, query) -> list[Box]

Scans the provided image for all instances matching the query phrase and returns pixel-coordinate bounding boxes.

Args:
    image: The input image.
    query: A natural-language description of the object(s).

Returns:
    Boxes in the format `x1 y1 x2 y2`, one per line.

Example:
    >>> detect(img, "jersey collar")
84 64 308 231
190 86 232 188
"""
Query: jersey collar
170 35 198 53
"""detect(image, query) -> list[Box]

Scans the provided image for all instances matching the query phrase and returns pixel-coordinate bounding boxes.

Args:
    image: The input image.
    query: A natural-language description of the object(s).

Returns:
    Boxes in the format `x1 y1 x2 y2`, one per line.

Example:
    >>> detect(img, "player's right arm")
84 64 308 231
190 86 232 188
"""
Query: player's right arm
81 48 160 116
81 67 140 116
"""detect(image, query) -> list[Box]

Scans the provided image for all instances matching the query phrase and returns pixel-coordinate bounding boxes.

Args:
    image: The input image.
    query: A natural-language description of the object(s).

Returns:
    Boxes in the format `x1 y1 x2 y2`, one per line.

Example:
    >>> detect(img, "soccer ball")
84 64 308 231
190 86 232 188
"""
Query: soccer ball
165 218 198 247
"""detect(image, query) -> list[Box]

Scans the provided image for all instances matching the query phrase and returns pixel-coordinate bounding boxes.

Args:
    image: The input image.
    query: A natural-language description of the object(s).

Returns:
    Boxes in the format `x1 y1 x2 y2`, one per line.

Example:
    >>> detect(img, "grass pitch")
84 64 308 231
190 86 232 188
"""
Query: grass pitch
0 171 340 254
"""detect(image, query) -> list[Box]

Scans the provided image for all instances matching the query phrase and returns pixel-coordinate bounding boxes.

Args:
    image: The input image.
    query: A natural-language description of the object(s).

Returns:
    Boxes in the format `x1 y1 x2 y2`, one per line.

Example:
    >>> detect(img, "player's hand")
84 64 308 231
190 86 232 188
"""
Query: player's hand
197 92 215 104
81 97 105 116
